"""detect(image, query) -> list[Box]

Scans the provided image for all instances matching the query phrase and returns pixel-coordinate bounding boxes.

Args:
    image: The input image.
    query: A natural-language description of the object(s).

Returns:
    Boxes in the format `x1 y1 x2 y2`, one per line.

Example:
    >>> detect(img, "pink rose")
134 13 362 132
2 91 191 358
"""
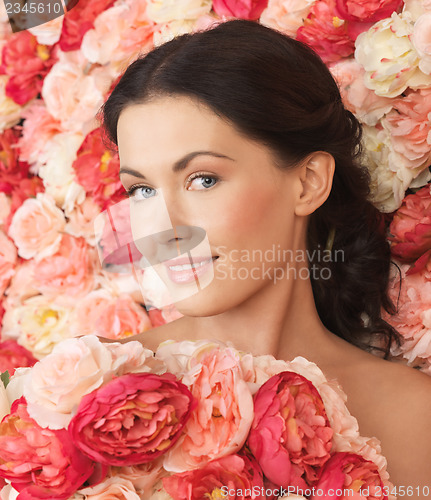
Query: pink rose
212 0 269 20
1 260 39 308
7 192 66 261
0 340 37 376
162 346 254 472
69 372 196 466
247 371 333 488
0 230 16 296
33 234 99 299
0 397 96 500
64 196 102 245
311 452 386 499
163 454 266 499
71 290 152 339
388 185 431 264
296 0 355 64
335 0 403 22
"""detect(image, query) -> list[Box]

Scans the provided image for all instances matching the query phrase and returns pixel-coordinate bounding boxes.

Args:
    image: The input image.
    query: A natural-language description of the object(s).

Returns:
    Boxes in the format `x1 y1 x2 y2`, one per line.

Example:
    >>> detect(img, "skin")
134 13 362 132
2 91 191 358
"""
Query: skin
117 94 431 491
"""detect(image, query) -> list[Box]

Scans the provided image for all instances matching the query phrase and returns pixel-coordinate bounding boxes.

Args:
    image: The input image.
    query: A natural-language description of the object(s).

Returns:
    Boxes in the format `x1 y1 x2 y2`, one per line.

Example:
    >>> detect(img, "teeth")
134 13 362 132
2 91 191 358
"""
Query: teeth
169 259 212 271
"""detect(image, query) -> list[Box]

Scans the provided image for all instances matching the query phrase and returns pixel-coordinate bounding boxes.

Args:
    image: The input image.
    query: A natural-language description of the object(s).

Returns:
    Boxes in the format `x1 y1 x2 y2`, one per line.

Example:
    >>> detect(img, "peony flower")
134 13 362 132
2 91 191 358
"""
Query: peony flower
70 289 152 339
329 59 393 126
0 397 96 500
388 184 431 264
259 0 316 37
0 30 57 105
0 229 16 296
32 234 99 299
109 458 166 496
212 0 269 20
355 11 431 97
296 0 355 64
7 191 66 261
311 452 385 499
1 294 76 359
0 339 37 376
146 0 212 24
162 454 266 499
163 345 254 472
247 371 333 488
22 336 157 430
382 261 431 373
412 12 431 75
381 88 431 171
69 372 196 466
75 476 141 499
0 76 22 133
335 0 403 23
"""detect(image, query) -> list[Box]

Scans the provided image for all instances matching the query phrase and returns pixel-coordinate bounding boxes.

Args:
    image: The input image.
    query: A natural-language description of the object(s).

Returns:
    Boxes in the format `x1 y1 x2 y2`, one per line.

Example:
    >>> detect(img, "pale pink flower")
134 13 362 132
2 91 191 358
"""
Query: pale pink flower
64 196 102 246
7 192 66 261
16 99 62 170
32 234 99 300
412 12 431 74
70 289 152 340
163 346 254 472
75 476 140 499
0 193 11 226
0 230 17 296
2 260 39 307
109 459 166 496
0 76 23 133
329 59 393 126
260 0 316 36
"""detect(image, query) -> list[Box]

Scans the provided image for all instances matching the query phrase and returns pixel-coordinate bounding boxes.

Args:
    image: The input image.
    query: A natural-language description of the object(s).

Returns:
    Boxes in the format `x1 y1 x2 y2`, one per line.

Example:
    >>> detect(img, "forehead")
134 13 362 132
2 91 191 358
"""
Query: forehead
116 95 267 167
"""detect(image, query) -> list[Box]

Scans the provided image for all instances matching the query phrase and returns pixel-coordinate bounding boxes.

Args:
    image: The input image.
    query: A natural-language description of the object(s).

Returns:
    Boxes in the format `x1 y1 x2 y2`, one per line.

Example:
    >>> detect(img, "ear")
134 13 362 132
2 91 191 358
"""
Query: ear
294 152 335 217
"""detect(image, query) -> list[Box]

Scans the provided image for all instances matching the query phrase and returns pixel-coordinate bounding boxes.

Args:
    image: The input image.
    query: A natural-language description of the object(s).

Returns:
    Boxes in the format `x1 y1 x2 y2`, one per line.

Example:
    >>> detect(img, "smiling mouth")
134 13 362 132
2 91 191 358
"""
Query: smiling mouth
163 256 219 284
167 256 218 271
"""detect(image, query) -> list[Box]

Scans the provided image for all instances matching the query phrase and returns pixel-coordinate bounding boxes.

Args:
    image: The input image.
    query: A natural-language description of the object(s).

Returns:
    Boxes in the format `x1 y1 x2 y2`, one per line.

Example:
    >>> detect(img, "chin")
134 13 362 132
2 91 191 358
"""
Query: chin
171 291 230 318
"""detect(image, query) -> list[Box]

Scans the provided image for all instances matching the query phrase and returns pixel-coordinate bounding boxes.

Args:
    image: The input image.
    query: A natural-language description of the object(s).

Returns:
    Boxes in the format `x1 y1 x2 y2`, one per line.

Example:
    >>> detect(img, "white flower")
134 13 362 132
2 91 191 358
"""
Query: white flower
355 11 431 97
146 0 211 24
260 0 316 37
0 76 24 133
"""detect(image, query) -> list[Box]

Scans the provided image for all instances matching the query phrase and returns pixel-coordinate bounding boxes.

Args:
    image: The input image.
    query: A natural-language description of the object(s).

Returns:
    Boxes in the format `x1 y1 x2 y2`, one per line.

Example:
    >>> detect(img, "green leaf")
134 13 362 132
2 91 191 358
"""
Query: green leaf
0 371 10 388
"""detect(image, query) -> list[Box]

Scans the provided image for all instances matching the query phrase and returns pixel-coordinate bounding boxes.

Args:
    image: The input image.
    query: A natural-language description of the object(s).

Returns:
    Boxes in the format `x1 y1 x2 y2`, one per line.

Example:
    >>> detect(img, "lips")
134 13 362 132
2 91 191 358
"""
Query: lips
163 256 218 284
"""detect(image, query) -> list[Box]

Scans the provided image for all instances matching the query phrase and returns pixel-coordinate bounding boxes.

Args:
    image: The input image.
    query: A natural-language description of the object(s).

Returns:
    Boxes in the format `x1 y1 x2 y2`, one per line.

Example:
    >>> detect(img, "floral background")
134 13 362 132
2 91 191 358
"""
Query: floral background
1 0 431 377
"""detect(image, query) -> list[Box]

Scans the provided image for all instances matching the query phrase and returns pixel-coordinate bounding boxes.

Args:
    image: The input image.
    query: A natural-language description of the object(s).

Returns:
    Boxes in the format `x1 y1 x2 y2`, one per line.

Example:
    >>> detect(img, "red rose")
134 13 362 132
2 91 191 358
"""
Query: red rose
212 0 269 20
335 0 403 23
0 397 96 500
163 453 266 499
311 452 386 499
69 372 196 466
247 371 333 489
388 185 431 271
0 340 37 376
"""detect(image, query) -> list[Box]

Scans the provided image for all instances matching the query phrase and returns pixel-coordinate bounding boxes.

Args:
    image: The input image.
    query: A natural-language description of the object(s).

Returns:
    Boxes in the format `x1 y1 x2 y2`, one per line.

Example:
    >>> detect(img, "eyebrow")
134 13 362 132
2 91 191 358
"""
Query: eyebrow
119 151 235 179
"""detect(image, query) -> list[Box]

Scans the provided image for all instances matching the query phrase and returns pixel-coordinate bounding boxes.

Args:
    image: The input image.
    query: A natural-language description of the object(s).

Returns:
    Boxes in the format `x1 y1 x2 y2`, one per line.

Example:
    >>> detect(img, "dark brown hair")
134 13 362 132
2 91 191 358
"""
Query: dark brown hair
100 18 402 358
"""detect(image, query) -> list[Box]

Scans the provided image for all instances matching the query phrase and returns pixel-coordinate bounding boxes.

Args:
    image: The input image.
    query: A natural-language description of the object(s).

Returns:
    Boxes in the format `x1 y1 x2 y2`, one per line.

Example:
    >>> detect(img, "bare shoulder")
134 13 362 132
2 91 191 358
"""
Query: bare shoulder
342 352 431 490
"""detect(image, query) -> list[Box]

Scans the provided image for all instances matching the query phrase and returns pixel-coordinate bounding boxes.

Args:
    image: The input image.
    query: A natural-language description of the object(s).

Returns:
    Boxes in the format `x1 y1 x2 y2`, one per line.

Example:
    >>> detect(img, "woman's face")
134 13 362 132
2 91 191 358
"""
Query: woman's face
117 95 304 316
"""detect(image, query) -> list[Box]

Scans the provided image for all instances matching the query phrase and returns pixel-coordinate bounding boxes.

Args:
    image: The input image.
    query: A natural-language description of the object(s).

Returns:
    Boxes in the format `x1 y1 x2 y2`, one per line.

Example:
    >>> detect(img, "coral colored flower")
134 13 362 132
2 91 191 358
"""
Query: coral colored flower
0 339 37 376
247 371 333 488
335 0 403 22
163 454 266 499
0 30 57 105
162 346 254 472
212 0 269 20
0 397 96 500
296 0 355 64
388 185 431 264
311 452 386 499
72 128 126 210
33 234 99 299
69 372 196 466
59 0 116 51
0 229 16 296
7 192 66 261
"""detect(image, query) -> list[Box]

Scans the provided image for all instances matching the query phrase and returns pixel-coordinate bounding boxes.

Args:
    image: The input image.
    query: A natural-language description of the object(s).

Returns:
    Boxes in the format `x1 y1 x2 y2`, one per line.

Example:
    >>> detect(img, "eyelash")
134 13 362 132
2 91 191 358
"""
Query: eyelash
126 172 220 198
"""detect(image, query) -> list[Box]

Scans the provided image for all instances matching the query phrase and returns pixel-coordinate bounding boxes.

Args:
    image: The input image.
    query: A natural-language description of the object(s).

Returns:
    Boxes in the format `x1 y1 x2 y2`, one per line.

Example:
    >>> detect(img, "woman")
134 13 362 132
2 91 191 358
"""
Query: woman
100 19 431 490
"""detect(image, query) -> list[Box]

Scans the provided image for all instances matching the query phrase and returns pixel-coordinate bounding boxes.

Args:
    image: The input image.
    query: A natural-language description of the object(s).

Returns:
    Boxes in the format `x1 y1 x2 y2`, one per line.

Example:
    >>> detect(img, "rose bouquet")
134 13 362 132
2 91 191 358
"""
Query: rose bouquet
0 335 395 499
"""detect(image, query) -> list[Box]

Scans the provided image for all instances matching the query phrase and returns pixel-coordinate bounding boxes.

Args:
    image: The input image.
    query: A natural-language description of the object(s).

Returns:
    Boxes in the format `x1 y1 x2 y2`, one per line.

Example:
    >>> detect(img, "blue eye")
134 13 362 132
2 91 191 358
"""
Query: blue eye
127 185 156 200
188 174 219 190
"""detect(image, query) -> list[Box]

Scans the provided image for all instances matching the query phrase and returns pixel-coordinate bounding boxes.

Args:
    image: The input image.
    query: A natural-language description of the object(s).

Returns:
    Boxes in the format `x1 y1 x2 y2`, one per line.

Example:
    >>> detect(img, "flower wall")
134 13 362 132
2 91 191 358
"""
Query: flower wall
0 0 431 372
